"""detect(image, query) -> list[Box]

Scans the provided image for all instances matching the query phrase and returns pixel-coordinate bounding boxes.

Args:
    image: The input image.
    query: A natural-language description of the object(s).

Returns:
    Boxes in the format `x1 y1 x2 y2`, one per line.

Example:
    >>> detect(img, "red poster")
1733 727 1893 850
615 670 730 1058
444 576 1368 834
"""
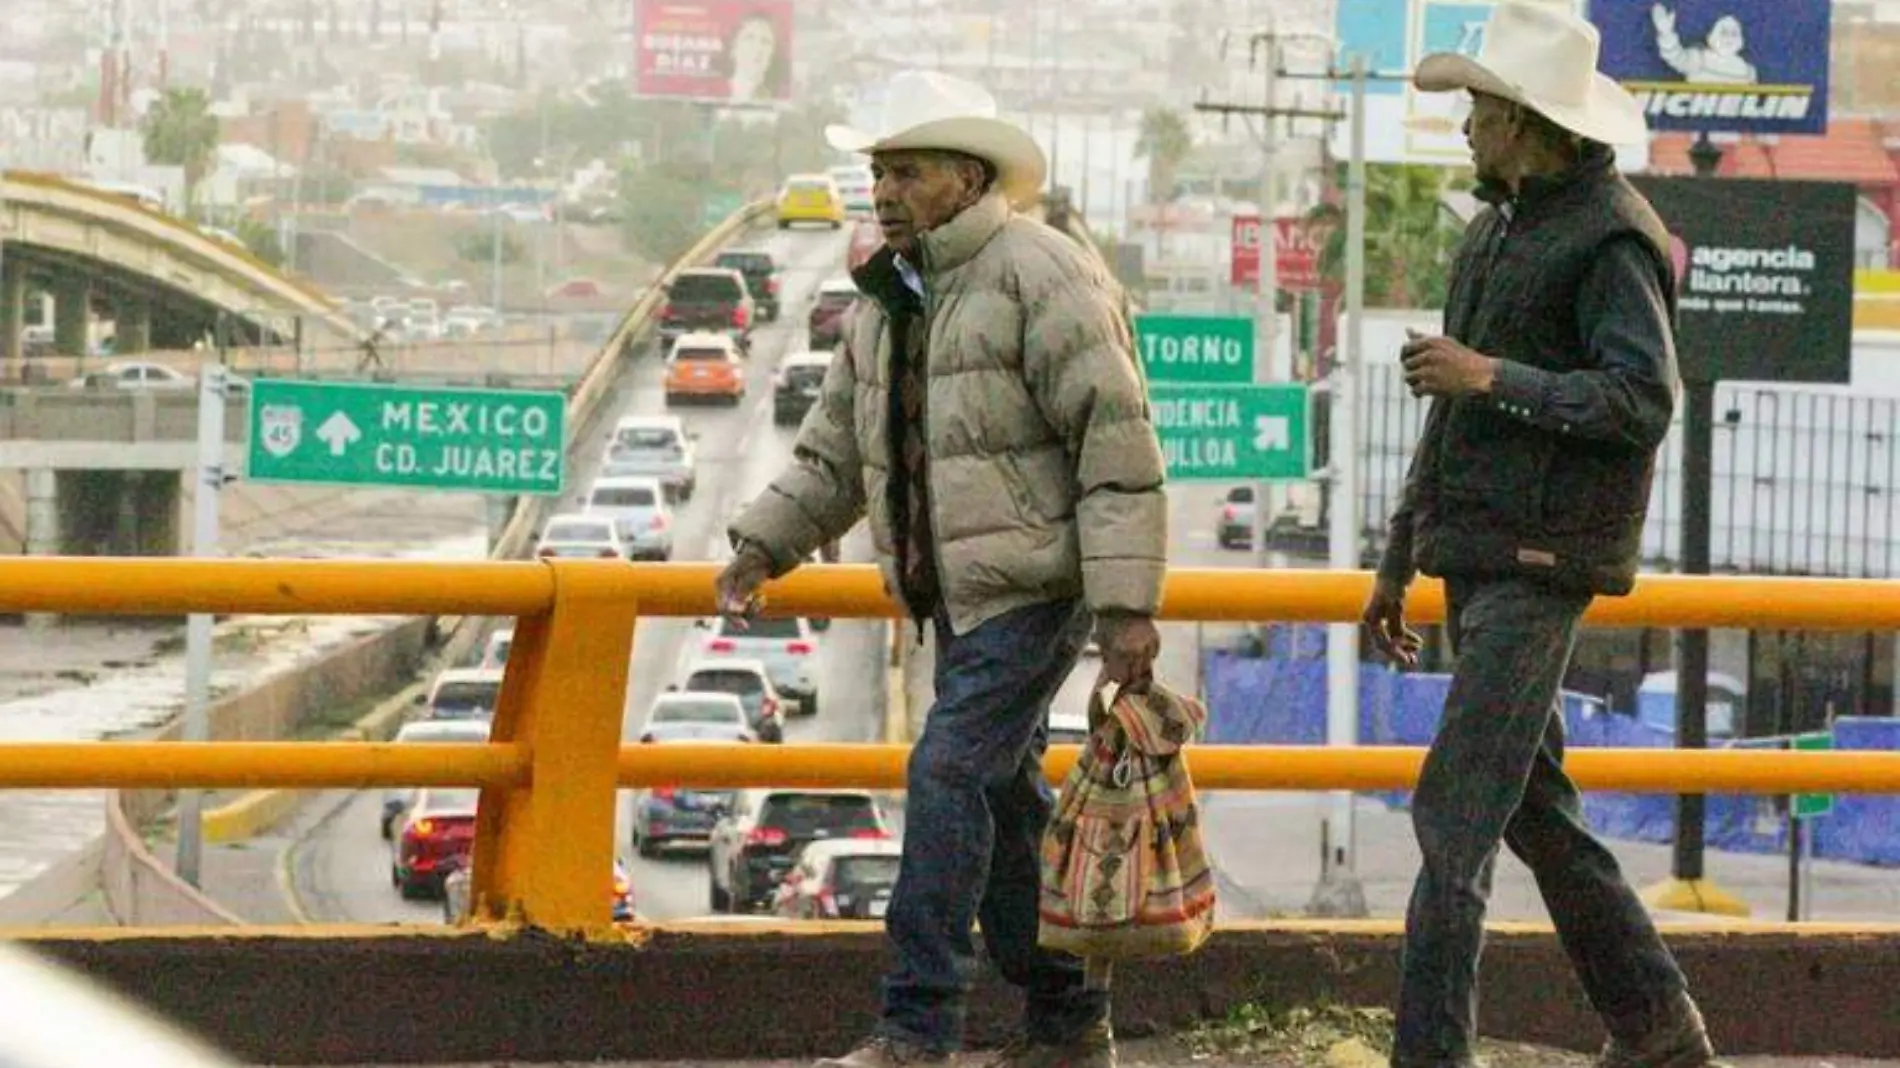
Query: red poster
1272 218 1322 292
633 0 794 103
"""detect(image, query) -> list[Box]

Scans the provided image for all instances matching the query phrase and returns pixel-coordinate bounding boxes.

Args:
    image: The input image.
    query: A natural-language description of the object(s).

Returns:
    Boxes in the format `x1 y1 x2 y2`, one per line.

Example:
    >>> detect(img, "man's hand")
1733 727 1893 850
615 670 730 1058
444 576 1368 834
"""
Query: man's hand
713 544 774 630
1401 329 1498 399
1361 578 1422 668
1095 613 1161 693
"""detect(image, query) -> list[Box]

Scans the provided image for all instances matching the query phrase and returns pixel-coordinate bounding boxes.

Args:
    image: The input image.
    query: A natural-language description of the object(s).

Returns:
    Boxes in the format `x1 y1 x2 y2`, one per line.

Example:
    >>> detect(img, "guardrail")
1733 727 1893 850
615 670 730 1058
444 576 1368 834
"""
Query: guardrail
1 557 1898 931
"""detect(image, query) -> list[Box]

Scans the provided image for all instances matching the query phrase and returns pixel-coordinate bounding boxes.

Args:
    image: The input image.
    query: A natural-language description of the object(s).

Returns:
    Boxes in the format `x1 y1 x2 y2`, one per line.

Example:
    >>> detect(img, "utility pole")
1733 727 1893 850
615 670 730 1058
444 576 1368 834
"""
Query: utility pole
1195 25 1339 562
175 361 230 888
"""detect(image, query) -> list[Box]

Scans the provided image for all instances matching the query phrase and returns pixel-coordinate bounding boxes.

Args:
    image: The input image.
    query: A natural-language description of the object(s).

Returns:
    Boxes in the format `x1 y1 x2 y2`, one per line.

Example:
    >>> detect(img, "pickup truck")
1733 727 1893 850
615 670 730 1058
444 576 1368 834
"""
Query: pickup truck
658 267 755 352
714 249 780 322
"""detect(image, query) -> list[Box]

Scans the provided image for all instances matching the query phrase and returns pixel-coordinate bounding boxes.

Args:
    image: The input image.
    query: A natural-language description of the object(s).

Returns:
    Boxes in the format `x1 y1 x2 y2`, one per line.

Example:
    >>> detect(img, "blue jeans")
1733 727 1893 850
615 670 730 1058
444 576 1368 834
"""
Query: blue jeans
877 598 1107 1054
1393 577 1689 1067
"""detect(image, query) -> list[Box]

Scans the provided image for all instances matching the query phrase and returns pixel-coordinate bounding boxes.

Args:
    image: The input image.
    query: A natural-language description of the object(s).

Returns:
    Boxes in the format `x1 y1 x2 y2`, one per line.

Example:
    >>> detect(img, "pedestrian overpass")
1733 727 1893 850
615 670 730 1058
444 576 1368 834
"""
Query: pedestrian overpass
0 201 1896 1068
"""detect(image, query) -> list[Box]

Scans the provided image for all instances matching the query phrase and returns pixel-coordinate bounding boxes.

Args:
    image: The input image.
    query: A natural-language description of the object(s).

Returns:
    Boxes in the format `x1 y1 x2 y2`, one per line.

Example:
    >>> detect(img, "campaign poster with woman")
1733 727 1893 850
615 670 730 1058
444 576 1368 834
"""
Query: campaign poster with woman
633 0 793 103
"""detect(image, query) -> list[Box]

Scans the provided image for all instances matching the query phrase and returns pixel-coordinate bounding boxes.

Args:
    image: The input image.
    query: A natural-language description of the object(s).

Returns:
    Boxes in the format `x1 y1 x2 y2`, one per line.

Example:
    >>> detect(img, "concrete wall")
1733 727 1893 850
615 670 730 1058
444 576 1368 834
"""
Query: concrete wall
11 924 1900 1063
100 793 243 927
119 617 432 828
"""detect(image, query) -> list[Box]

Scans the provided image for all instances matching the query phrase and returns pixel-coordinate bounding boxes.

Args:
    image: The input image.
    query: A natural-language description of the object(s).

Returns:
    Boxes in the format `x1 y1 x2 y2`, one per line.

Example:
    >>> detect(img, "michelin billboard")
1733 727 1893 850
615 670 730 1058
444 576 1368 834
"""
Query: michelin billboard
1586 0 1832 136
1333 0 1651 168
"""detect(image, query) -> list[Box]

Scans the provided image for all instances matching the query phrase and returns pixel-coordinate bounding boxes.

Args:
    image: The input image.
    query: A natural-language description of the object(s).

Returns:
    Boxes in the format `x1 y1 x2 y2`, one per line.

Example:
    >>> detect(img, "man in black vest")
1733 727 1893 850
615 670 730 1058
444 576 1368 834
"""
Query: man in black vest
1362 6 1722 1068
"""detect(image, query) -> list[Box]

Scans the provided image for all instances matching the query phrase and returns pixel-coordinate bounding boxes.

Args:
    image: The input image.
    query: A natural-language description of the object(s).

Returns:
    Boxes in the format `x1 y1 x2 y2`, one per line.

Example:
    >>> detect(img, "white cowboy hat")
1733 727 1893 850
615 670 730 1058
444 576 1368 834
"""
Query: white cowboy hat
1413 1 1648 147
825 70 1047 206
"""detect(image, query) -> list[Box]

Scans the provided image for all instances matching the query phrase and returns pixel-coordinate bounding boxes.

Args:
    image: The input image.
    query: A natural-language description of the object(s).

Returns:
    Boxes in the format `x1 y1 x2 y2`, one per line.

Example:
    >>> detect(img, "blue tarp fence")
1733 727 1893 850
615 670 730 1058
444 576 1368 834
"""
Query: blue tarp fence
1202 624 1900 867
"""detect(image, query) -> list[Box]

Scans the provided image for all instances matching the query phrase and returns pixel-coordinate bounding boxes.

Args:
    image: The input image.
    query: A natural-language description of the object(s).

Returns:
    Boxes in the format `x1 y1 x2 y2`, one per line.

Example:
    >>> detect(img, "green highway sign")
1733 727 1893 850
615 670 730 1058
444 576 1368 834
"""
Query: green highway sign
246 379 567 496
1150 383 1310 482
1792 730 1834 819
1136 314 1255 385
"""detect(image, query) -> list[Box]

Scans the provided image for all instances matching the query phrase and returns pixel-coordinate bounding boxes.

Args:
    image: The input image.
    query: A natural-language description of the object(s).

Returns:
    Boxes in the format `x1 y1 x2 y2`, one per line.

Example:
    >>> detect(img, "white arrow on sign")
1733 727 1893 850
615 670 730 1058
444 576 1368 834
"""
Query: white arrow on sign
1254 415 1290 453
315 411 363 457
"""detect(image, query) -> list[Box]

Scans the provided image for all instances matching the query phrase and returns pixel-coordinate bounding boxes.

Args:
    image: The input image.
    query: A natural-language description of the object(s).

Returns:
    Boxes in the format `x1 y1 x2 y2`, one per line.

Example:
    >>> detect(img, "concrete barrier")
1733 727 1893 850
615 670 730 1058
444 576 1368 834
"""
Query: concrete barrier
99 793 244 928
199 679 428 844
8 922 1899 1063
0 835 103 926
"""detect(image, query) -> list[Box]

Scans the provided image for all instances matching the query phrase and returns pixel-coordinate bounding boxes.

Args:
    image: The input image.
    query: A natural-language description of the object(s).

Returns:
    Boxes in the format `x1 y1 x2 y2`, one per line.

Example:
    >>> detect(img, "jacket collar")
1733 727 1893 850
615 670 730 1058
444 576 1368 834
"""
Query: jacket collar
1473 142 1617 216
852 190 1012 310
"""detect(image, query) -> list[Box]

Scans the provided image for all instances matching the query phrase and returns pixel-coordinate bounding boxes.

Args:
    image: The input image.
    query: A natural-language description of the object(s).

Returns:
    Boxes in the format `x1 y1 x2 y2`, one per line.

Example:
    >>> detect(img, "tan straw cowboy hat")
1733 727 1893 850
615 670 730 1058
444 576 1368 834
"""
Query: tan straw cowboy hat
1413 1 1649 146
825 69 1048 206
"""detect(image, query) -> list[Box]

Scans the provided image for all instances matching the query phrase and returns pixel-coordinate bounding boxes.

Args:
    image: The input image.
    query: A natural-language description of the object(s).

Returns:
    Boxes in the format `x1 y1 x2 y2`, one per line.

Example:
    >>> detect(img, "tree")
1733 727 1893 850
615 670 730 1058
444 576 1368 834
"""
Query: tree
1304 163 1471 309
617 160 705 265
1133 107 1194 205
141 87 221 208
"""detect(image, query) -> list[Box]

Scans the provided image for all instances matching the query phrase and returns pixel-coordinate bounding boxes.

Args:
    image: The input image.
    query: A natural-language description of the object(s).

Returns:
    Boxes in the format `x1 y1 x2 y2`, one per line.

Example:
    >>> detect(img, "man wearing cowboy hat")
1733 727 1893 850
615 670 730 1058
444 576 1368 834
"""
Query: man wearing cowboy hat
1360 5 1721 1068
716 69 1166 1068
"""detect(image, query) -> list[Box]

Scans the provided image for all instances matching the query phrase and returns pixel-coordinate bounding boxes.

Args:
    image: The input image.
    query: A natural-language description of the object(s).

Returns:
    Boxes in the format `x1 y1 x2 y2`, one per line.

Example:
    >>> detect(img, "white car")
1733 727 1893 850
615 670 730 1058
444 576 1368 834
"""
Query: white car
827 165 874 216
636 692 758 744
600 414 697 501
675 658 785 743
480 627 513 670
67 360 195 391
535 513 626 560
419 667 504 720
380 719 491 839
583 476 674 561
692 615 821 715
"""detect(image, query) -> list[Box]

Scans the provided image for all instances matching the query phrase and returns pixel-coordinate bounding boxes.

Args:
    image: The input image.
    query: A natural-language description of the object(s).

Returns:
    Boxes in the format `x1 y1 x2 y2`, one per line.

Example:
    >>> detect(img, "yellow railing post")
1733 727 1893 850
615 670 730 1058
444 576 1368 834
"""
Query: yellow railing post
469 560 639 931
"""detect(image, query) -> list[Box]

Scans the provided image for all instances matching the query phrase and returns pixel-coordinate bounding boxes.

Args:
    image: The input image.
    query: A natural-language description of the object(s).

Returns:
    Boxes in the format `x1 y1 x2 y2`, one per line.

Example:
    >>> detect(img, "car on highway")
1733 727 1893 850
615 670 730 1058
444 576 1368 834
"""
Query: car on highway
1216 485 1257 550
707 788 893 913
389 786 479 899
534 513 627 560
637 692 758 744
600 414 697 501
380 719 492 839
419 667 504 720
773 350 833 428
583 476 674 560
770 837 903 920
827 164 874 217
657 266 754 352
806 277 861 351
775 172 846 229
66 360 197 391
713 248 781 322
691 614 821 716
663 332 746 407
480 627 513 670
442 853 634 923
674 658 785 743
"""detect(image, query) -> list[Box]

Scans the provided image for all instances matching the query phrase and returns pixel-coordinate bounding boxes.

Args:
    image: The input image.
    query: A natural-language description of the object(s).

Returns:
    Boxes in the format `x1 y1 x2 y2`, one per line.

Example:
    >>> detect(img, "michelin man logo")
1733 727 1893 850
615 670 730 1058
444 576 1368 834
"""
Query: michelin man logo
1651 4 1757 84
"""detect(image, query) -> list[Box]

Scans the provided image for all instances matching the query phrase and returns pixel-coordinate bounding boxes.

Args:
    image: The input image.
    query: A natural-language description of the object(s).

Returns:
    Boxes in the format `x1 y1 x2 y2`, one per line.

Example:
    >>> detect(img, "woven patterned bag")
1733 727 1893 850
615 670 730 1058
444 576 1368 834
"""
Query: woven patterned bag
1037 679 1215 960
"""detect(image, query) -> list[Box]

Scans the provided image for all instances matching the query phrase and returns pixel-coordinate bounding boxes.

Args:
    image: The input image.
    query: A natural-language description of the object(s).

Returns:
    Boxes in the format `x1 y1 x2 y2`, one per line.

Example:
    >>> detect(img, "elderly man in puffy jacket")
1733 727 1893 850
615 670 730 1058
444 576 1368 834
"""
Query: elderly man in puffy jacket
716 70 1166 1068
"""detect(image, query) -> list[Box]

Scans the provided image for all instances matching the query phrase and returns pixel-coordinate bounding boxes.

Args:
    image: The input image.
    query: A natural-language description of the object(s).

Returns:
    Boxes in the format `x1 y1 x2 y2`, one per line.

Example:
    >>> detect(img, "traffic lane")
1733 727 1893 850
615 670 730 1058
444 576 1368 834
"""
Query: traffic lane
620 522 888 922
287 226 849 927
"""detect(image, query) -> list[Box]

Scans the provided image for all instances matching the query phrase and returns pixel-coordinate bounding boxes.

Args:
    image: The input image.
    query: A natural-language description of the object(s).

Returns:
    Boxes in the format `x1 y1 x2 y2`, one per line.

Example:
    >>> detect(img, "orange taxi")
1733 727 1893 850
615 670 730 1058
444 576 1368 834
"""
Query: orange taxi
664 331 747 407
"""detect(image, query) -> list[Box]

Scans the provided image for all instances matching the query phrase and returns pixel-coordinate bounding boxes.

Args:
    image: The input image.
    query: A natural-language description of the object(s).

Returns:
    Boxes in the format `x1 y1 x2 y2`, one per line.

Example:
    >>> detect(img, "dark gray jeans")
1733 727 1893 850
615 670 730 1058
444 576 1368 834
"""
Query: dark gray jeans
876 598 1107 1054
1392 577 1689 1068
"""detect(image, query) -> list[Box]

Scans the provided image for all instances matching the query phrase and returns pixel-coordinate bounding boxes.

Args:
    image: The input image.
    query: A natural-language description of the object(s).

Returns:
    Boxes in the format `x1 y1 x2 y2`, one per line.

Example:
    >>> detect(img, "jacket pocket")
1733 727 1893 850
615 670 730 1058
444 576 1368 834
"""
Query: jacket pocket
1541 446 1652 535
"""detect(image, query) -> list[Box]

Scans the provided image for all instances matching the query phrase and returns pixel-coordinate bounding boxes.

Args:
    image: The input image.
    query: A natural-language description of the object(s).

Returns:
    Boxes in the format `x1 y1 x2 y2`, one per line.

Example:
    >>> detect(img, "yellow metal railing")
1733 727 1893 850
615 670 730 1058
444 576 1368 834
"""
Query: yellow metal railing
3 557 1900 931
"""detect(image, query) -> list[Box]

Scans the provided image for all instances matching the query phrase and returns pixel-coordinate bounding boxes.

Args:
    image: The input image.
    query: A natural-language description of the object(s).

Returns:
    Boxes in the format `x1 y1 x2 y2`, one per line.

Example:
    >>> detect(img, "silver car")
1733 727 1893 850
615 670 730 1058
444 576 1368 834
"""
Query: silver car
600 415 697 501
691 615 821 715
584 475 674 561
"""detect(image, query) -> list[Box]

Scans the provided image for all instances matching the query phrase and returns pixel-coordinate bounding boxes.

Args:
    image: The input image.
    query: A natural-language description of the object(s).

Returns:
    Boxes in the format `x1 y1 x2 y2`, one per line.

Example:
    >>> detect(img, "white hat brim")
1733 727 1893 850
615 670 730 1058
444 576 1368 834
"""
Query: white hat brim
824 116 1048 207
1414 52 1649 147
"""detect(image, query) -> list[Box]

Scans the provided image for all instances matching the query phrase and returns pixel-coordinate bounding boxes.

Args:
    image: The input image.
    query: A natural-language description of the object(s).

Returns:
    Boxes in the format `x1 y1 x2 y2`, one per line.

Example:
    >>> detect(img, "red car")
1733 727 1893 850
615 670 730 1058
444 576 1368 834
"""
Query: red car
390 786 478 900
807 277 862 351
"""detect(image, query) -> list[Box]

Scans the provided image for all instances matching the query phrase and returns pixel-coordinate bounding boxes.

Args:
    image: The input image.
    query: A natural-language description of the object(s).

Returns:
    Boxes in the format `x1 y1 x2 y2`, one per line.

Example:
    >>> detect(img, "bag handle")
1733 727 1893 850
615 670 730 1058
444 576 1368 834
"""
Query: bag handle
1091 681 1137 789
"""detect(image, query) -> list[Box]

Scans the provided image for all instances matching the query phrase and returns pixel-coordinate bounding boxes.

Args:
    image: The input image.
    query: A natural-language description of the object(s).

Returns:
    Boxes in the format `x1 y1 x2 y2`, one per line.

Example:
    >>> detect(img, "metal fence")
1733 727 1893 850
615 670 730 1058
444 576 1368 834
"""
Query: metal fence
1360 365 1900 578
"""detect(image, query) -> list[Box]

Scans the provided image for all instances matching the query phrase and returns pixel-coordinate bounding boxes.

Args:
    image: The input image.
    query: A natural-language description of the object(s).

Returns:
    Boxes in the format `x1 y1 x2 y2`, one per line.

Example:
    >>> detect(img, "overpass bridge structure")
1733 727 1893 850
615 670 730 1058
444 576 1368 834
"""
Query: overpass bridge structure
0 171 361 363
4 199 1893 1068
